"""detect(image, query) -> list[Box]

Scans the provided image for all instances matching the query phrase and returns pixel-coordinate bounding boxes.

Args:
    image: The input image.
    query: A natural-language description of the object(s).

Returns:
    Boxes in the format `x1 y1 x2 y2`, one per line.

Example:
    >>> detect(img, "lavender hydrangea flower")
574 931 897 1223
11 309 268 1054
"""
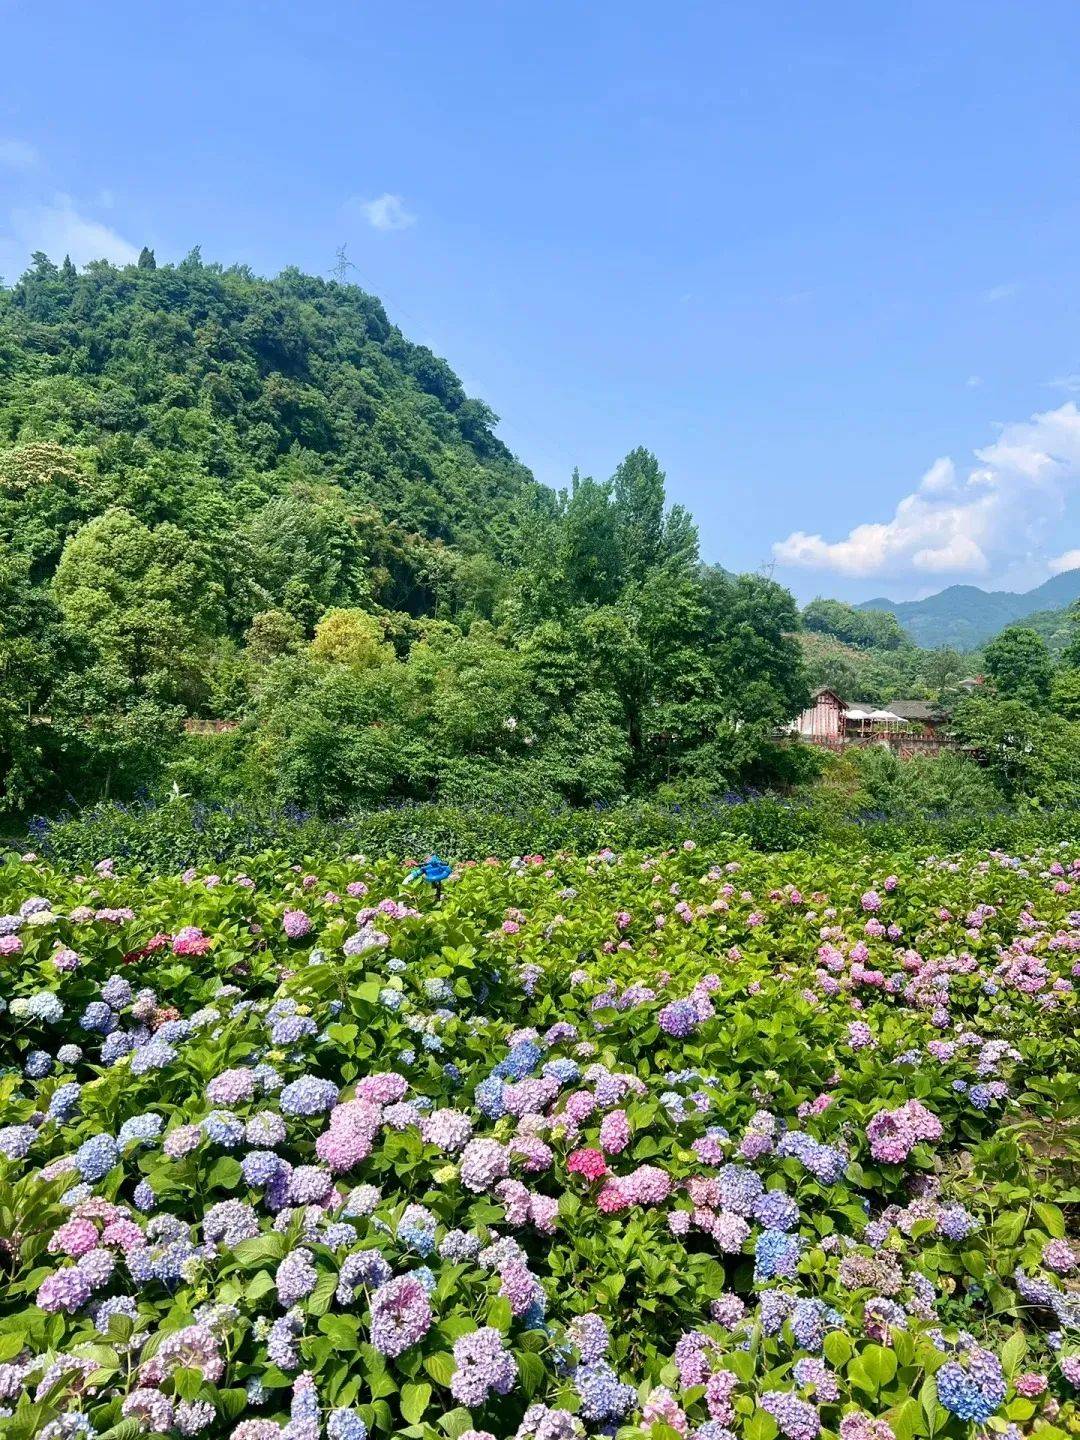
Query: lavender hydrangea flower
369 1275 432 1356
450 1327 516 1406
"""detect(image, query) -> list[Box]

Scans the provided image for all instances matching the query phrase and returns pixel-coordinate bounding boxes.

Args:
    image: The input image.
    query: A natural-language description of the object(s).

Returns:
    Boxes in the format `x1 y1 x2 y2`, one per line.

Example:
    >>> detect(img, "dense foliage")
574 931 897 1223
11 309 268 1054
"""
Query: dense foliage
0 839 1078 1440
801 603 911 654
20 783 1080 879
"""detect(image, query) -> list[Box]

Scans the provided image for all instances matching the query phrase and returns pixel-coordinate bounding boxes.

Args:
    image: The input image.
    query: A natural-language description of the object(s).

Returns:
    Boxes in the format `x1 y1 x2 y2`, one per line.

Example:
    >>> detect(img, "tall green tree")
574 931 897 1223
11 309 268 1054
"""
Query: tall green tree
0 554 65 811
53 508 223 700
983 625 1053 706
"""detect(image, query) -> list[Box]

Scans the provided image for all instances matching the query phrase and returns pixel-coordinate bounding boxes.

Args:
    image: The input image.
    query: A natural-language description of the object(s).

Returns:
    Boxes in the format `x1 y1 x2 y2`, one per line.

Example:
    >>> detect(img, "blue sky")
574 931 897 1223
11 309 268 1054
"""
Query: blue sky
3 0 1080 602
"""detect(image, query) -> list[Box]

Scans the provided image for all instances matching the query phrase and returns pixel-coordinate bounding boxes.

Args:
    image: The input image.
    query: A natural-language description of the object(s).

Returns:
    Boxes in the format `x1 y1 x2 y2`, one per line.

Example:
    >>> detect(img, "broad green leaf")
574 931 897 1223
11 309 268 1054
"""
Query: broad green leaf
400 1381 432 1426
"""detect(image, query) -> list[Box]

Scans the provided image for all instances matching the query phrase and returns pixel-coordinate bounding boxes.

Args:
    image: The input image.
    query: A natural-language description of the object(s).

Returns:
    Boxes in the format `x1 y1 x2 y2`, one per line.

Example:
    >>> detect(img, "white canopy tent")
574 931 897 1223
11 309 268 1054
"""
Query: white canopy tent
868 709 907 728
842 705 908 736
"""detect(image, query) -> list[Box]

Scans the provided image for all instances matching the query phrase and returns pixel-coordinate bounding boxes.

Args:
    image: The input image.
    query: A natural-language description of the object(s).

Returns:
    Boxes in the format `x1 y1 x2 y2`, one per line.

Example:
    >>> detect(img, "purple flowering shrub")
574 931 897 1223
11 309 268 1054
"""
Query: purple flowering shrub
0 842 1077 1439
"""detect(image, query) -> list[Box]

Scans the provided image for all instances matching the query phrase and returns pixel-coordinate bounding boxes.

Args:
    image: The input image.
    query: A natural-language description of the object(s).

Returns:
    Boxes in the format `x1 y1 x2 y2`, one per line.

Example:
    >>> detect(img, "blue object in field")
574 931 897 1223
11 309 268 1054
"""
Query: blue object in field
411 856 452 884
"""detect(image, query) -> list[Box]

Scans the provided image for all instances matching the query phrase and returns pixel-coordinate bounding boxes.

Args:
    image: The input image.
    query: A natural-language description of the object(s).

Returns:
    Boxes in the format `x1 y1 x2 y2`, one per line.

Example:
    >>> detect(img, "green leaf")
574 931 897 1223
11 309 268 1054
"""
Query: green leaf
919 1376 941 1436
961 1249 987 1279
232 1233 288 1268
96 1424 142 1440
1033 1202 1065 1238
217 1390 249 1422
307 1270 338 1317
862 1344 898 1389
1001 1330 1028 1378
745 1409 779 1440
246 1269 276 1302
726 1351 755 1383
888 1398 924 1440
172 1366 203 1401
1006 1398 1036 1422
106 1314 134 1344
0 1333 27 1363
400 1381 432 1426
516 1349 546 1399
424 1352 456 1387
206 1156 242 1190
824 1332 853 1368
259 1366 294 1390
368 1370 399 1401
319 1314 361 1351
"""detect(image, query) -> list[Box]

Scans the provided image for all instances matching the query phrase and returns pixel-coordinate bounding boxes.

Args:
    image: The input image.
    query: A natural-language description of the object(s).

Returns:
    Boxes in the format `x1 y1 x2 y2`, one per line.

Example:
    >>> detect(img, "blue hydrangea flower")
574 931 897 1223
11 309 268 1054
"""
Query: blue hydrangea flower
280 1077 339 1116
75 1133 119 1181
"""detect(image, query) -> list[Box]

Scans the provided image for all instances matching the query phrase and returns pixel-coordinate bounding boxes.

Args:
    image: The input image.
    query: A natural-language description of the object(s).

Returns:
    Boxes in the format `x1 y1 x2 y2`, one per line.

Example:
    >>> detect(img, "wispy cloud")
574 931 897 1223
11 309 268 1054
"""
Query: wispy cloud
0 138 38 170
349 193 417 232
983 281 1018 303
1047 373 1080 395
966 375 983 388
1048 548 1080 576
2 194 139 272
773 401 1080 584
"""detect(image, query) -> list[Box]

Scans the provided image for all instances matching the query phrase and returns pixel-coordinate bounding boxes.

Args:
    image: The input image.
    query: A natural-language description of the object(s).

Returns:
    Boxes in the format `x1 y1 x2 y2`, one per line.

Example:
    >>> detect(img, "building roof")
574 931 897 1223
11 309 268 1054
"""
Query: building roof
885 699 941 722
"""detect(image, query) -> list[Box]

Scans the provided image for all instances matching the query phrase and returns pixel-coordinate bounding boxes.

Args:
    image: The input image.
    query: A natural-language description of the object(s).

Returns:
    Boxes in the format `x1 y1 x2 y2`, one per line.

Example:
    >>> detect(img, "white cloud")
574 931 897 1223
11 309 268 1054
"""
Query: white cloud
0 138 38 170
773 401 1080 584
966 374 983 388
1048 373 1080 395
351 193 416 231
1048 548 1080 575
2 194 139 270
983 282 1018 303
918 457 955 494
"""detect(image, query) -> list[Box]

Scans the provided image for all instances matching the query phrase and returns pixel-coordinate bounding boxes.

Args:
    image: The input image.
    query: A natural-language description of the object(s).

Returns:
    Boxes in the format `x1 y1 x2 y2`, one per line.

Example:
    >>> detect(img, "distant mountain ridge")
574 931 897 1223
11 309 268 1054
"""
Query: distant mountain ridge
858 570 1080 650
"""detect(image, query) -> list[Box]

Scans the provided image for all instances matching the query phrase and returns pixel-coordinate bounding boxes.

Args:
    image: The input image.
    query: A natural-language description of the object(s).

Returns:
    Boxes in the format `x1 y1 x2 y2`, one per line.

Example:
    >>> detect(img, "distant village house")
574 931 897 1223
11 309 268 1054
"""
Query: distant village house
786 687 950 753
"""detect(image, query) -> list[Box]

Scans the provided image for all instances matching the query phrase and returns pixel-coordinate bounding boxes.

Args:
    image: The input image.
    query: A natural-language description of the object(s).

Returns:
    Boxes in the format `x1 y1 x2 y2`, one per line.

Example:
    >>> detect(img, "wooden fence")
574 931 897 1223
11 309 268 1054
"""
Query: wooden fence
780 733 953 757
183 719 239 735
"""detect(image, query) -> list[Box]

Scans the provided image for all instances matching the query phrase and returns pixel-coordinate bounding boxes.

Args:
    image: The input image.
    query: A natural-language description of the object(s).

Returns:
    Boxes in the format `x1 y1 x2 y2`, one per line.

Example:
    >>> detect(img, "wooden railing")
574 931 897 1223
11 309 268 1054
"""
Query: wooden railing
780 732 953 756
183 719 239 735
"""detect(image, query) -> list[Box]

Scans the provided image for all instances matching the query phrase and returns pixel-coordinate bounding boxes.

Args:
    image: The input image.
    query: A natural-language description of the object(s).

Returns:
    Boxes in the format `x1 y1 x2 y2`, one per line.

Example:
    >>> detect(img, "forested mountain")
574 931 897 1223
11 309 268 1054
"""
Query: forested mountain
0 251 809 817
859 570 1080 650
1007 602 1080 657
0 248 544 614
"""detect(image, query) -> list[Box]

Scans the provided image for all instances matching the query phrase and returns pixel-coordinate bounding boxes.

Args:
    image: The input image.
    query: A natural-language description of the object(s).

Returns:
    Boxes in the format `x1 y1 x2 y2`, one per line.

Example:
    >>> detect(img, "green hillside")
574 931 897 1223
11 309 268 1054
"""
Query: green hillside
0 249 545 612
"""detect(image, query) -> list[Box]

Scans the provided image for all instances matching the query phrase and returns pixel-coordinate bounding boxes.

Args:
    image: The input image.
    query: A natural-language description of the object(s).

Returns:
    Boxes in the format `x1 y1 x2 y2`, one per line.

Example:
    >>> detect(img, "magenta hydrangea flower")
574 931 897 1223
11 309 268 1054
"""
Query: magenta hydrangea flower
1043 1238 1076 1274
599 1109 630 1154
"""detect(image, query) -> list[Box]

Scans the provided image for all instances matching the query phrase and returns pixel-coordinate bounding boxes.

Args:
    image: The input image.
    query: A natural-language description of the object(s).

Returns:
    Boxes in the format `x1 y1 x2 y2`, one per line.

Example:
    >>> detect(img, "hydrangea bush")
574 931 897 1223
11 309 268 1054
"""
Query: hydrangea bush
0 841 1077 1440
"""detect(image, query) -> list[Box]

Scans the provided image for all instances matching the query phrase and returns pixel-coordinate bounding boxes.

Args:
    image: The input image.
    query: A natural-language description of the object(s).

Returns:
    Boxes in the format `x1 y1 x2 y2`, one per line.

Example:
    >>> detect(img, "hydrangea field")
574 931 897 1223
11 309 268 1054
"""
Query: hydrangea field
1 842 1078 1440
